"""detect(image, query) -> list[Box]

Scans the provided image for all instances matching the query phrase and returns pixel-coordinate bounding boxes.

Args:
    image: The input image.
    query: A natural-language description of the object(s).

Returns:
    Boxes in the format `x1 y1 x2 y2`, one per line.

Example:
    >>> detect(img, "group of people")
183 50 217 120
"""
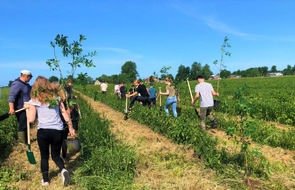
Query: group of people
114 82 127 99
112 76 219 126
7 70 219 187
8 70 79 187
122 78 180 118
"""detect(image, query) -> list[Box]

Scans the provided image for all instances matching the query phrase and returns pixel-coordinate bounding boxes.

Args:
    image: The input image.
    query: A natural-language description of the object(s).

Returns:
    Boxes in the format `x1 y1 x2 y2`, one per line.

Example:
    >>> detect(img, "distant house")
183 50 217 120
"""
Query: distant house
267 72 283 77
145 76 160 83
209 74 220 80
228 75 242 79
94 80 100 85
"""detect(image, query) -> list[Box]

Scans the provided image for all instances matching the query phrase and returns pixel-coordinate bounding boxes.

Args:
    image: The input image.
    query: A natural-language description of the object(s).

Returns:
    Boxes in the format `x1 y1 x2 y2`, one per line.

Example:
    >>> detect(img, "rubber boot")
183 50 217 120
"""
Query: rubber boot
17 131 27 144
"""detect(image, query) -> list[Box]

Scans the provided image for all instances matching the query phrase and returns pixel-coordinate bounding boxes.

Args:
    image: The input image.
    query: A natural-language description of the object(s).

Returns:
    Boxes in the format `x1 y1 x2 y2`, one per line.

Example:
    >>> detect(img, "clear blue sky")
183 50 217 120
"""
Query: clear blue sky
0 0 294 86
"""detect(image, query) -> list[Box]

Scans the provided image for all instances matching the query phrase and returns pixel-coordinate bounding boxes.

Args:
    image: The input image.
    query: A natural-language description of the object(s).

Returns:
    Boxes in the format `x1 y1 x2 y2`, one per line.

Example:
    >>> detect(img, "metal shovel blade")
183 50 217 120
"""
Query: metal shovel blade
26 144 36 164
0 108 27 122
0 113 9 121
124 112 128 120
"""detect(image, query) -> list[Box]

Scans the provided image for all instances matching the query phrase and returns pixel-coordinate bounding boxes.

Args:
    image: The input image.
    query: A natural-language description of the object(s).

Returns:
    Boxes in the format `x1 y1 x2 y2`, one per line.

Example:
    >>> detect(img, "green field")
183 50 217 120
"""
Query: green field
1 76 294 189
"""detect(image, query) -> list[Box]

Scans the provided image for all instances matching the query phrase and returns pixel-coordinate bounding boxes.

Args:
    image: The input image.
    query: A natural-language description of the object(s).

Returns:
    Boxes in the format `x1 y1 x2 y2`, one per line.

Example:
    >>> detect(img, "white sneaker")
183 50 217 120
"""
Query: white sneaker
41 179 49 186
61 168 70 186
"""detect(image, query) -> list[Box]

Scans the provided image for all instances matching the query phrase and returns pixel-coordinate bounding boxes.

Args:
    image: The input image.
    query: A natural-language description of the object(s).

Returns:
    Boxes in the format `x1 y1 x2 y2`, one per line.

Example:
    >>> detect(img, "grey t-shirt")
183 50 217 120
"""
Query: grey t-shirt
195 82 214 107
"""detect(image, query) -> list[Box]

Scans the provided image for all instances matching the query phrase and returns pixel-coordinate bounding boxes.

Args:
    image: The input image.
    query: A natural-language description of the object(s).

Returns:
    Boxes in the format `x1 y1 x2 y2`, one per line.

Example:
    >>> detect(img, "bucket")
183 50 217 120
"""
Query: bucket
66 138 80 152
213 100 220 108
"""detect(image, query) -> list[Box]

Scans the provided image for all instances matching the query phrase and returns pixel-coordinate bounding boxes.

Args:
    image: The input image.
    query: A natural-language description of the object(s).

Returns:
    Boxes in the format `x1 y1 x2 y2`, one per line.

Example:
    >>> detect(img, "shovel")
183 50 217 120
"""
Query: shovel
26 118 36 164
186 78 200 118
0 107 27 122
124 96 128 120
159 87 162 109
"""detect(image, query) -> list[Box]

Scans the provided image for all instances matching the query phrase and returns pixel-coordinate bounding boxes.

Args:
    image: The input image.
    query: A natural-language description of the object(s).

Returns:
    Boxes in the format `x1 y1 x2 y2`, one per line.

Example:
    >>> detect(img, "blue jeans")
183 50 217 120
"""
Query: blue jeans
164 96 177 118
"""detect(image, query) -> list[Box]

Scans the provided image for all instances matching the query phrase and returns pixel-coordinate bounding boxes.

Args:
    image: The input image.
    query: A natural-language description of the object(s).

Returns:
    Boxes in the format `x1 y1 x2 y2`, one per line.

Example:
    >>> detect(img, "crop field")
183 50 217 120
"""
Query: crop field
0 76 294 189
75 76 295 189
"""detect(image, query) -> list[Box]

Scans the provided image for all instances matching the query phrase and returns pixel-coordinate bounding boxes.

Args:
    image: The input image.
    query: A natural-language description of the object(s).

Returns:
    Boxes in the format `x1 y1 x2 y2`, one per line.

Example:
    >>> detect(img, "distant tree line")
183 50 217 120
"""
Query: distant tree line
6 62 295 87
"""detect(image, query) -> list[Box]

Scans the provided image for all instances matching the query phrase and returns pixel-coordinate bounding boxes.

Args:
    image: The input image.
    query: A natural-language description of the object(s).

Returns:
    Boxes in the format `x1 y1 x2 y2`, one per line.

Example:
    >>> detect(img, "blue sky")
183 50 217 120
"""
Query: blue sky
0 0 294 86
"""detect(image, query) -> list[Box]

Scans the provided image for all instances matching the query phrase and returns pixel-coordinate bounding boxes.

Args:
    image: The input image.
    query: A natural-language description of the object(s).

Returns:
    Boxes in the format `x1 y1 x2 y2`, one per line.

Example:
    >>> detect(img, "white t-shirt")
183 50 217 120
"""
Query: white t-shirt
195 82 214 107
29 99 64 130
101 83 108 92
114 84 120 93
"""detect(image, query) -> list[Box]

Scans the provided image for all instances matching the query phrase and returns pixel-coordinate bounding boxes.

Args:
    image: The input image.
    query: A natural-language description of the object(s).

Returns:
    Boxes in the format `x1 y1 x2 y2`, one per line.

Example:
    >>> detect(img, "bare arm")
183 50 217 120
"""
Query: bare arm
24 103 36 123
60 102 76 137
9 102 15 114
126 91 138 98
212 89 219 96
160 89 169 96
192 92 200 104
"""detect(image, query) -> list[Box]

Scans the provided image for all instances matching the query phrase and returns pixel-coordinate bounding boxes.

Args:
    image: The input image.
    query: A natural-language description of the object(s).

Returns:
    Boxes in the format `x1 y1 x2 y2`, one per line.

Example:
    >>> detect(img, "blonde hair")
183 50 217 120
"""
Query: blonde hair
30 76 58 104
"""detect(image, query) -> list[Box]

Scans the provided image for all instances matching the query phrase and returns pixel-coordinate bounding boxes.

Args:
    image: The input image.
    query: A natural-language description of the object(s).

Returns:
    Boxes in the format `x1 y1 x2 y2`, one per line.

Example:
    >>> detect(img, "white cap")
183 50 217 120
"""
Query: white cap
21 70 33 77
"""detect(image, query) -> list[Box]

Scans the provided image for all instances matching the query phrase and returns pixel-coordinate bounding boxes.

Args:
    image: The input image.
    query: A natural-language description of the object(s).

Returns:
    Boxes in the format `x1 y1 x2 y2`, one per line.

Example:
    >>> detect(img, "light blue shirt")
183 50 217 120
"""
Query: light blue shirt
29 99 64 130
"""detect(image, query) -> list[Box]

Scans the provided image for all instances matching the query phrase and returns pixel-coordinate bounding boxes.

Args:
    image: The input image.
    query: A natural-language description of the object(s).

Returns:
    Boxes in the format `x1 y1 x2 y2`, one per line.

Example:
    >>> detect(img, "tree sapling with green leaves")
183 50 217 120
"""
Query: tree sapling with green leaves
46 34 98 80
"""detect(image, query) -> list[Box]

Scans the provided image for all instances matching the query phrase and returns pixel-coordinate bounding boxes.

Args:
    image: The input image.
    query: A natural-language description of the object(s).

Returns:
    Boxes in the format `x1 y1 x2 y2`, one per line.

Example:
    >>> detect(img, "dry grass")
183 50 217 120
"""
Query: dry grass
3 126 80 190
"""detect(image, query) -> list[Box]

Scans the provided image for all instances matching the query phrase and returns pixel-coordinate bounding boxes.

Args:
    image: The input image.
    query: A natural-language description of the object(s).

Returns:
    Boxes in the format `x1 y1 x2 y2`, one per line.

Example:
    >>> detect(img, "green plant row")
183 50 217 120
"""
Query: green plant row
0 88 19 160
216 113 295 150
73 95 138 190
82 78 294 151
214 76 295 126
76 85 274 188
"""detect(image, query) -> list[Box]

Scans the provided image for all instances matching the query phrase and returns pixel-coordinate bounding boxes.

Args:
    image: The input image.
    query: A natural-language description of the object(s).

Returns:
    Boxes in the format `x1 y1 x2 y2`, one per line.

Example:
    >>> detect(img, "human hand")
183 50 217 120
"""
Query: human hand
69 128 76 137
9 108 15 115
24 102 30 109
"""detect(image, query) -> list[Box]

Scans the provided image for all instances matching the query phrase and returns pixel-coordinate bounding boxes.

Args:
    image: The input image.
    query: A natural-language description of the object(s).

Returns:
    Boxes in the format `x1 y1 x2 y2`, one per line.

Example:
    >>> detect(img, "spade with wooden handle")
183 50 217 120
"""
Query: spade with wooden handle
26 111 36 164
124 96 128 120
159 87 162 107
186 78 200 118
0 107 27 122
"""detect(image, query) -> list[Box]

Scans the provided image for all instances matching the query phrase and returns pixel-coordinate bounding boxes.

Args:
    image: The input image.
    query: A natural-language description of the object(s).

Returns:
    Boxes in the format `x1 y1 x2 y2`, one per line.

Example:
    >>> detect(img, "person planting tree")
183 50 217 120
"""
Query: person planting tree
24 76 76 187
126 80 150 112
191 75 219 131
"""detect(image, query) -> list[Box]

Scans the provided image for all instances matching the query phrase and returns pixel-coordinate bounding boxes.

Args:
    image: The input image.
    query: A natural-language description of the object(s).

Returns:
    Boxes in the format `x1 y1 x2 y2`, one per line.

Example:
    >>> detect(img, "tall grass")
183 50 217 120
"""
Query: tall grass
73 95 138 190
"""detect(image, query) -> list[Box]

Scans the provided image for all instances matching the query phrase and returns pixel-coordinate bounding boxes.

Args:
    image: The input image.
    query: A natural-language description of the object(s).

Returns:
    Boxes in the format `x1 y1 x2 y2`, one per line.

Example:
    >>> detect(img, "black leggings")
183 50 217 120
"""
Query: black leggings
37 129 64 182
129 96 150 108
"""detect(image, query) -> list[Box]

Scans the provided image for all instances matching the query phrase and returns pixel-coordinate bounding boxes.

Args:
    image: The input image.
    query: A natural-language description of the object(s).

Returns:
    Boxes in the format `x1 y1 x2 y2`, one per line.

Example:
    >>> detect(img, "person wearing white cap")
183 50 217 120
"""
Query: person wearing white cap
8 70 33 143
